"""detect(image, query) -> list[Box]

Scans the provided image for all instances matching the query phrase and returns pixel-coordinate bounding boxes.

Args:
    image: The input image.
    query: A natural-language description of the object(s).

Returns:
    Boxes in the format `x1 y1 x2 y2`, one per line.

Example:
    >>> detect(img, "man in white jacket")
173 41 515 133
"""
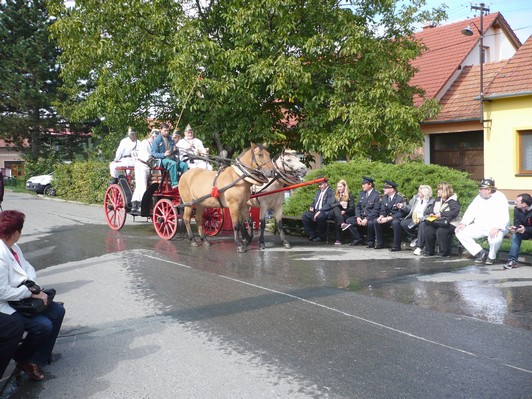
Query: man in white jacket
455 178 509 264
131 129 159 215
109 127 138 179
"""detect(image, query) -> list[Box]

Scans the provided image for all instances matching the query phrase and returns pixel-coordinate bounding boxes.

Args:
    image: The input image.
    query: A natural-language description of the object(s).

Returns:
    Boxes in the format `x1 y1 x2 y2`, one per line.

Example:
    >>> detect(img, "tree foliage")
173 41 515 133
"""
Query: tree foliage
0 0 63 159
48 0 444 161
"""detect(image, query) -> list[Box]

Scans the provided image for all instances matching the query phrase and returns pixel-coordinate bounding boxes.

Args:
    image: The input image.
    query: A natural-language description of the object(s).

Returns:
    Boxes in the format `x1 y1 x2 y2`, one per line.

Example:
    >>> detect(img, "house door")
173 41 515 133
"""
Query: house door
430 131 484 181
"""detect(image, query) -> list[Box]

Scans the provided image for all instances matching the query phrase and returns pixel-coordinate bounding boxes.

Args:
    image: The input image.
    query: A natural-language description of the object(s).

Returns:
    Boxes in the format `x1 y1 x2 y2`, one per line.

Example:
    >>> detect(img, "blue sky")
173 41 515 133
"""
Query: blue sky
421 0 532 43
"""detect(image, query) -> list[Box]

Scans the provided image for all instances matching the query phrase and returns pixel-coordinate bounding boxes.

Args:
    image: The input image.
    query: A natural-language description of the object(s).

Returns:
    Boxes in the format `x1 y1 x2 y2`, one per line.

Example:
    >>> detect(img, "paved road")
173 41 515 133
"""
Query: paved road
1 193 531 398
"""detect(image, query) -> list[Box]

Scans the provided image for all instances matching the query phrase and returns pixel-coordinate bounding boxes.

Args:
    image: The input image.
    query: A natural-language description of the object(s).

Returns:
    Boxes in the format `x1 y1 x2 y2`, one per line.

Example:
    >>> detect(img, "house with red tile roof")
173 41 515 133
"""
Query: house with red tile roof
482 36 532 197
412 12 527 196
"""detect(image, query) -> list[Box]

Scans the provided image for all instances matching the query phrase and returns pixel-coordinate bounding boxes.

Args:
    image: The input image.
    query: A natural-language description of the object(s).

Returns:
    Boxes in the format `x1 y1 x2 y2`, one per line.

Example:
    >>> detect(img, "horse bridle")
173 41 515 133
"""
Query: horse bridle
235 146 272 184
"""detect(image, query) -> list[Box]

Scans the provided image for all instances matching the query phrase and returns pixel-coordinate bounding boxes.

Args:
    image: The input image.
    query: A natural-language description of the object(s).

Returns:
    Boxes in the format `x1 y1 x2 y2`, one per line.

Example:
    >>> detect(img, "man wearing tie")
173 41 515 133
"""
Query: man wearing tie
301 179 335 242
341 176 381 246
374 180 407 250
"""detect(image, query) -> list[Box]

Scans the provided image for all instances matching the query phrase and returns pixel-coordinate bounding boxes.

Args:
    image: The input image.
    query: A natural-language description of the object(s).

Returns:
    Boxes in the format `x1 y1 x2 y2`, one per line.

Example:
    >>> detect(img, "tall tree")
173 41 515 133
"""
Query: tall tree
49 0 443 161
0 0 63 160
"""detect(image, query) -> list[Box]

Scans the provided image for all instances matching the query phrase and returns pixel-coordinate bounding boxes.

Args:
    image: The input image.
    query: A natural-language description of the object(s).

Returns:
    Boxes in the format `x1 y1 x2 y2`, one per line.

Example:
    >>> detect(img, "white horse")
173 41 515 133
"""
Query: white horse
248 150 307 249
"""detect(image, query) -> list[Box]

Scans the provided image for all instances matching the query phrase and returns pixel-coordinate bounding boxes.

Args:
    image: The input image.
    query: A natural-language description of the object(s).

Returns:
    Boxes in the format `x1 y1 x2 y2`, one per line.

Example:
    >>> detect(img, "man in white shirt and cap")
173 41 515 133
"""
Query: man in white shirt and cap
177 124 212 170
131 129 159 215
455 178 509 265
109 127 138 179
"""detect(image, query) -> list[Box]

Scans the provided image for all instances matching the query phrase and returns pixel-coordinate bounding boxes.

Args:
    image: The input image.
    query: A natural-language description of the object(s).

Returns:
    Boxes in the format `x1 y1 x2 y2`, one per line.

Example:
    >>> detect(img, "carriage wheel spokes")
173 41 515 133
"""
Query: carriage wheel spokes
153 198 179 240
104 184 127 231
202 207 224 237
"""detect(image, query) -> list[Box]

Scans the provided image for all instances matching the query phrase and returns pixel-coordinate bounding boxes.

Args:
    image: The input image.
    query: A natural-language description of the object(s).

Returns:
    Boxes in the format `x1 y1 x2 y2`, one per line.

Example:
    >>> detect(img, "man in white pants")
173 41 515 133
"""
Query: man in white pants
455 178 509 264
131 129 159 215
109 127 138 179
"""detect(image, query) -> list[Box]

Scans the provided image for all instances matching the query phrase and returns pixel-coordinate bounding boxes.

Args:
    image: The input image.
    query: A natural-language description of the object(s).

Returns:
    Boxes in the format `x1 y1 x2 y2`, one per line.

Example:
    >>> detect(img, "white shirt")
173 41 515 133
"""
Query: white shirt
177 137 206 158
137 138 154 163
461 190 509 230
114 137 138 161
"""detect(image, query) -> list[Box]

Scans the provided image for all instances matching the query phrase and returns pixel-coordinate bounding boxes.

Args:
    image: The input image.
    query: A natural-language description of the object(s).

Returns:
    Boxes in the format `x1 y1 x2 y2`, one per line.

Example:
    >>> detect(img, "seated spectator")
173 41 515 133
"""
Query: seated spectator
331 179 355 245
504 193 532 269
455 178 509 264
400 185 434 249
341 176 381 246
374 180 406 251
0 312 24 377
177 124 213 170
301 179 335 242
131 129 159 215
151 123 188 190
421 182 460 257
0 210 65 381
109 127 138 179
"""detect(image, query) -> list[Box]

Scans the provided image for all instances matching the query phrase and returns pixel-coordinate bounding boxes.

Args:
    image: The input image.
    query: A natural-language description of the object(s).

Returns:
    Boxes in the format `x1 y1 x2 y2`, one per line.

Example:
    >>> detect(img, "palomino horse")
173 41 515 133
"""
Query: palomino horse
178 143 274 253
248 150 307 249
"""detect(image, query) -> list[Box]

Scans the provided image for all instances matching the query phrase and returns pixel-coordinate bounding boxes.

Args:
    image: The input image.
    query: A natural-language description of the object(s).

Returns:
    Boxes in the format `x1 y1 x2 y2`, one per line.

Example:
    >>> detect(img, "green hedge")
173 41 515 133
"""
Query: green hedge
53 161 109 204
283 159 479 216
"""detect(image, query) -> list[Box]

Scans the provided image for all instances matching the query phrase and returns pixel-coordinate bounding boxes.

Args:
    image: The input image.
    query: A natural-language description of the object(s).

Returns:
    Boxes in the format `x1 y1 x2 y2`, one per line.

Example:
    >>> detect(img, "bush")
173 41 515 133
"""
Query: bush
283 159 479 216
53 161 109 203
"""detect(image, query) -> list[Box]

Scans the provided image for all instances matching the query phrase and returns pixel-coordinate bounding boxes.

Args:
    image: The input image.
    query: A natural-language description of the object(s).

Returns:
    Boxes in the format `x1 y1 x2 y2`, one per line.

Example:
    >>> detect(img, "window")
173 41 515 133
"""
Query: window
518 130 532 174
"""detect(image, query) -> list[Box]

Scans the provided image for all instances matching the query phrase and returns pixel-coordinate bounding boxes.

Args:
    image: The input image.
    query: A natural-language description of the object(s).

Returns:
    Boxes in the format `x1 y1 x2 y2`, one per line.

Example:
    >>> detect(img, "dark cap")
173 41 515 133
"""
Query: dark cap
383 180 398 189
361 176 374 184
479 178 496 190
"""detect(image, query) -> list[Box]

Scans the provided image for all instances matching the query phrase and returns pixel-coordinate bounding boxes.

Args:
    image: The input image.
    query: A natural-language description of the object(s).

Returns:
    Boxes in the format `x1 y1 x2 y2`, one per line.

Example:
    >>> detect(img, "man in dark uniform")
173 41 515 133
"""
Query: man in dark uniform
0 313 24 377
374 180 406 250
301 179 336 242
341 176 381 246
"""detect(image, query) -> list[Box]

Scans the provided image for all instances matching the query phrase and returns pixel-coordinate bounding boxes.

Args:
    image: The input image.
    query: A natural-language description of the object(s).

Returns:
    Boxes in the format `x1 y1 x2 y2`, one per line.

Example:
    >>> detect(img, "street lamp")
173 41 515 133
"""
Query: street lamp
461 3 490 123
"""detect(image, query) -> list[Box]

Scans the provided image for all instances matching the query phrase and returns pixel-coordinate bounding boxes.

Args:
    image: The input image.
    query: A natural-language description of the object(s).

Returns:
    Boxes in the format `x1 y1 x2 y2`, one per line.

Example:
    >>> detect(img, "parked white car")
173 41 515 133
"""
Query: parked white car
26 173 56 196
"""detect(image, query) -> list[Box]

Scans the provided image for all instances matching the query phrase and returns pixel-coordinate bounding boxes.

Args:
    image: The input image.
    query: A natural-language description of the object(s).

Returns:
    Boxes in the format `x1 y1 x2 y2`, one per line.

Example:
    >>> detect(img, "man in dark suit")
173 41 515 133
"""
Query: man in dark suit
341 176 381 246
374 180 406 250
0 312 24 377
301 179 336 242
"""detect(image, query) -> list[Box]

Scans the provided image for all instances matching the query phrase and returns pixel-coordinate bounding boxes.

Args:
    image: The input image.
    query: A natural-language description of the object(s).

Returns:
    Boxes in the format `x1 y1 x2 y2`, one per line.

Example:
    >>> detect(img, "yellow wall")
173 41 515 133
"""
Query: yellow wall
484 95 532 194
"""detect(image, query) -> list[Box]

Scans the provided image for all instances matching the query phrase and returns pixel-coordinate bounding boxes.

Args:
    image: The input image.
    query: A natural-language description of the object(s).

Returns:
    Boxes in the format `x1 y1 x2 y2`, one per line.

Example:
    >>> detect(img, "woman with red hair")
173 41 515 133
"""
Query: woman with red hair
0 210 65 381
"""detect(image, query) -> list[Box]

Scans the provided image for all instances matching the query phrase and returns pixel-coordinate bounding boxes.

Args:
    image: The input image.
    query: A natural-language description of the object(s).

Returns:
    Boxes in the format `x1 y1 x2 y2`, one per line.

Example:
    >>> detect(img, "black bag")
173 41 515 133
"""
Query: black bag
9 288 56 317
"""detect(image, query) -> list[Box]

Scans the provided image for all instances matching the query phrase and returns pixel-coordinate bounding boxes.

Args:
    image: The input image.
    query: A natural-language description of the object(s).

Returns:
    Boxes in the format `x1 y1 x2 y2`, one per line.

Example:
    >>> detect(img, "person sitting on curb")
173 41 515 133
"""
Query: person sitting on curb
374 180 406 251
151 123 188 190
455 178 509 265
504 193 532 269
341 176 381 247
331 179 355 245
301 179 335 242
422 182 460 257
0 312 24 378
400 185 434 249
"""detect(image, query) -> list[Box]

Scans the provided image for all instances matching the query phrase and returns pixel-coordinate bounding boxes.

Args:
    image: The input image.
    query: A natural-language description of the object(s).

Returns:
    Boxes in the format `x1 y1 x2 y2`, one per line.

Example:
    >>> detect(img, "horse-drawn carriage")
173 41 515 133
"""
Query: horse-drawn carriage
103 145 313 252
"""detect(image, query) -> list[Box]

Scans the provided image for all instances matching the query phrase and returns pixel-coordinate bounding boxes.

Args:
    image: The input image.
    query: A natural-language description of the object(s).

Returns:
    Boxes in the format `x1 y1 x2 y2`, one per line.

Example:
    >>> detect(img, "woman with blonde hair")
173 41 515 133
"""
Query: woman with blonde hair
332 179 355 245
423 182 460 257
400 185 434 249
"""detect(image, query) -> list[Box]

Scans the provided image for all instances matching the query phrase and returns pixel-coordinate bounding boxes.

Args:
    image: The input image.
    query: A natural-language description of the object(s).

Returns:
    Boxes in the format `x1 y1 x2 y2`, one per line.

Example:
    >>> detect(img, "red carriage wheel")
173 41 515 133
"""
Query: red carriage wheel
202 207 224 237
104 184 127 230
153 198 179 240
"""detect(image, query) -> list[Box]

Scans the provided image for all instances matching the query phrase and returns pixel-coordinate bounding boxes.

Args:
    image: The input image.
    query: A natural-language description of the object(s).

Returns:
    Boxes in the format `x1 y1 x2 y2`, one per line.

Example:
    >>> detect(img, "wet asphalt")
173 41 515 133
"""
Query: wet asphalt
1 192 531 398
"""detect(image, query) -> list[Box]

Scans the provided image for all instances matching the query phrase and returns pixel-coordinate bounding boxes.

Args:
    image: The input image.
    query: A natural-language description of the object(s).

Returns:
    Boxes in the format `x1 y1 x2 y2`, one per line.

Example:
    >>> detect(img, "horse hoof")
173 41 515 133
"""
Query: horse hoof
191 241 199 247
237 246 246 253
283 242 292 249
203 240 211 247
259 243 266 250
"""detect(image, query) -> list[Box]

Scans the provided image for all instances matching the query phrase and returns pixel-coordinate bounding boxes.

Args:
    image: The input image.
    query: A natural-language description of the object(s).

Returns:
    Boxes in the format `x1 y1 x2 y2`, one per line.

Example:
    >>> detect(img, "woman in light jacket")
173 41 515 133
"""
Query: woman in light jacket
0 210 65 381
423 183 461 257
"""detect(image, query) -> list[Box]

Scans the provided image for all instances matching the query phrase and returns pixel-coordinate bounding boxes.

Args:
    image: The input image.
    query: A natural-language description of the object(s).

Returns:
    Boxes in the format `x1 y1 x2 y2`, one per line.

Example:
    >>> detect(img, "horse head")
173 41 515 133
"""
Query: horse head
273 150 308 184
235 143 274 184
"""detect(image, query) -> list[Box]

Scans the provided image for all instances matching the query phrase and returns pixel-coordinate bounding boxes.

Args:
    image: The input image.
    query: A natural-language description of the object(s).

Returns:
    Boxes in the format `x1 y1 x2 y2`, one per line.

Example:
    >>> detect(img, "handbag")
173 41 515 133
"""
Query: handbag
9 288 56 317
